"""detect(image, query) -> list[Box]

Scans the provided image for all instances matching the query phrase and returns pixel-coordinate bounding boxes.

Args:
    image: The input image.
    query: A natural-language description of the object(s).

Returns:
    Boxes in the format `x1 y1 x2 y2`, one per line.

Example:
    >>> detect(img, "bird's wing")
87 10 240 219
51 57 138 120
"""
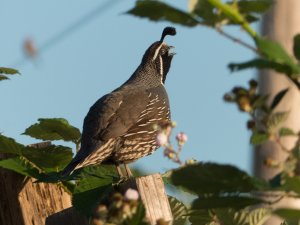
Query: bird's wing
81 88 150 151
61 89 150 176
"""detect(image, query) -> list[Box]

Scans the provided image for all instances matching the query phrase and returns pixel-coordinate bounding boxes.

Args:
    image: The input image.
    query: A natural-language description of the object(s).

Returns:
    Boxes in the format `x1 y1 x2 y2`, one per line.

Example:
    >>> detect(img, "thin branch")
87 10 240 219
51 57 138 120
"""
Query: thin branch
216 27 258 54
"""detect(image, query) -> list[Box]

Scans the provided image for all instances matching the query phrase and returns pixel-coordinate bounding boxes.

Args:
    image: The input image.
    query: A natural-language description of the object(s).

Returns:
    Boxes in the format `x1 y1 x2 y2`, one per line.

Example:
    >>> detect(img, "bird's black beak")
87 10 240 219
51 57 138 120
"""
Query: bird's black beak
167 46 176 57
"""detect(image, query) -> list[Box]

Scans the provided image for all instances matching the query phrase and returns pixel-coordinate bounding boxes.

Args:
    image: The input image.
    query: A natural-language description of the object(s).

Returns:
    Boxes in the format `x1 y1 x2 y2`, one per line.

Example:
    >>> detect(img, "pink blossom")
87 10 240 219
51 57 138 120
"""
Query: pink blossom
156 132 168 146
124 188 139 201
176 132 188 143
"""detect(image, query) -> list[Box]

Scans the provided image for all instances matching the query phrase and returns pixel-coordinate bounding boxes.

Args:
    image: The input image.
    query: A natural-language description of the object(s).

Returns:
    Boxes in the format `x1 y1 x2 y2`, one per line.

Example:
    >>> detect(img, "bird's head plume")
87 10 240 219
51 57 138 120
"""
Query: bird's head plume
141 27 176 84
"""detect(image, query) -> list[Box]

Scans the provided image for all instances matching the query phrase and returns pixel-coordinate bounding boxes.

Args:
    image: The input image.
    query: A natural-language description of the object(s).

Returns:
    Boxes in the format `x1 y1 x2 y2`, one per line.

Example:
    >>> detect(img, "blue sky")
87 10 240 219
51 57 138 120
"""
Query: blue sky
0 0 258 174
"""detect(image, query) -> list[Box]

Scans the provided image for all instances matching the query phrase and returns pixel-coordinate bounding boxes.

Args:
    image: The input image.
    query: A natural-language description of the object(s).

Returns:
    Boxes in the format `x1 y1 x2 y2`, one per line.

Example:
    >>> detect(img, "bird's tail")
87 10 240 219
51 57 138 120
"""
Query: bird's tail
61 159 80 178
61 141 110 178
61 147 87 178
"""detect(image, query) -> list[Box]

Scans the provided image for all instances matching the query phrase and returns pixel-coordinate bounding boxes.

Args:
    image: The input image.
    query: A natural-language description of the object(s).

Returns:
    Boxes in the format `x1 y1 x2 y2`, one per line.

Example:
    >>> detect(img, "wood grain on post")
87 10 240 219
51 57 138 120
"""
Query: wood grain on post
119 173 173 225
47 173 173 225
0 142 72 225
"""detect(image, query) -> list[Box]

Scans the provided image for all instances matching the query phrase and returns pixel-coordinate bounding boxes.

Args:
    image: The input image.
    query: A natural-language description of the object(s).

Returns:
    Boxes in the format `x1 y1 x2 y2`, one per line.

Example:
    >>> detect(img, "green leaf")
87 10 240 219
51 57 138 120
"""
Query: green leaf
229 58 296 75
189 208 270 225
189 210 215 225
23 118 81 143
274 208 300 221
271 88 289 110
192 196 262 210
189 0 261 26
279 127 297 137
22 145 73 172
250 132 269 145
208 0 245 24
189 0 223 25
0 157 41 178
238 0 272 14
242 208 270 225
0 75 9 81
168 196 188 225
127 0 199 27
267 111 289 130
72 165 118 216
215 209 246 225
171 163 263 195
61 180 75 194
293 34 300 61
190 0 271 25
215 208 270 225
255 37 300 77
280 176 300 195
0 67 20 75
0 134 24 155
256 37 294 64
252 95 268 109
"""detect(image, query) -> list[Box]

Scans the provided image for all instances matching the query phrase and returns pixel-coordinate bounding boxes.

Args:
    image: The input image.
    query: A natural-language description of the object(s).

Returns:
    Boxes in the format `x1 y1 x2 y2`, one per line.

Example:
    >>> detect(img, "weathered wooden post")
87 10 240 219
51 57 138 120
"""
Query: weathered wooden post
46 173 173 225
0 142 72 225
119 173 173 225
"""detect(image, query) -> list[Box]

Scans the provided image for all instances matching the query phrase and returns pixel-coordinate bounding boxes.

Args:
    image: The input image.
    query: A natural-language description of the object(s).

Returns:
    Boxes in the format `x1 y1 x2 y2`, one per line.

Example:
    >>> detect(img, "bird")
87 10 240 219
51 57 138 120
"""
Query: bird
62 27 176 178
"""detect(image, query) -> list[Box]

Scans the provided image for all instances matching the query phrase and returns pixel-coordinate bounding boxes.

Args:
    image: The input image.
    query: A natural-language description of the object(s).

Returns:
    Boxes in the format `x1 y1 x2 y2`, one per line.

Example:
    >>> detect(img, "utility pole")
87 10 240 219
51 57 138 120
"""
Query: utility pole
254 0 300 224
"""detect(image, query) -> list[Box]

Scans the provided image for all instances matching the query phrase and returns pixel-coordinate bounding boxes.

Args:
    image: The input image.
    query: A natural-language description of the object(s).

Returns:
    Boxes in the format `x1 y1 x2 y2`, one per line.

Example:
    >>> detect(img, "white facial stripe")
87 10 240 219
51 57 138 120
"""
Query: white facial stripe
159 55 163 76
152 43 163 61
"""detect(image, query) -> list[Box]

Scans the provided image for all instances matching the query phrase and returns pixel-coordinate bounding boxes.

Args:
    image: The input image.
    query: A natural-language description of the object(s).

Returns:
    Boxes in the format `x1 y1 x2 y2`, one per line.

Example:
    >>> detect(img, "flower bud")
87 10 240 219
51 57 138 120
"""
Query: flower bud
249 79 258 89
186 159 197 165
264 158 279 167
176 132 188 144
223 93 235 102
171 121 177 127
124 188 139 201
247 120 255 130
232 87 247 95
156 132 168 146
237 96 252 112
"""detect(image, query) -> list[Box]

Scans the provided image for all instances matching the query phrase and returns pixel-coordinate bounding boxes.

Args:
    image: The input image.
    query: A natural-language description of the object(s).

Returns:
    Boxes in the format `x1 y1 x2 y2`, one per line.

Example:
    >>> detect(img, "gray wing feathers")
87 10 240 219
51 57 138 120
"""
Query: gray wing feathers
61 88 149 176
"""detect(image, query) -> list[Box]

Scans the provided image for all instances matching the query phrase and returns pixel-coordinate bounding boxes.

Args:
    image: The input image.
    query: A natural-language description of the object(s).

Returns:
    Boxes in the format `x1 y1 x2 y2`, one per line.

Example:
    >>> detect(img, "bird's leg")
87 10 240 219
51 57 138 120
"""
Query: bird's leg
124 164 133 177
115 164 125 179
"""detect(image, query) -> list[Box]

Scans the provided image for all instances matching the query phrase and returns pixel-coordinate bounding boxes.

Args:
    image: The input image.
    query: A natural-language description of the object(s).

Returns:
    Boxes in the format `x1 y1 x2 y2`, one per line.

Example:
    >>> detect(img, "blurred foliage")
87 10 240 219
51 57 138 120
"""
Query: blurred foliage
0 67 20 81
2 0 300 224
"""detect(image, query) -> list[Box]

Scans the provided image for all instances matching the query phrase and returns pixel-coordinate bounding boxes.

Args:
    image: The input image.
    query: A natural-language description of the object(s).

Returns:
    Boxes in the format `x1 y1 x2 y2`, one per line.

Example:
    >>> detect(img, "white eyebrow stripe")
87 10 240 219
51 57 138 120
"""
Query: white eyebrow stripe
152 43 163 61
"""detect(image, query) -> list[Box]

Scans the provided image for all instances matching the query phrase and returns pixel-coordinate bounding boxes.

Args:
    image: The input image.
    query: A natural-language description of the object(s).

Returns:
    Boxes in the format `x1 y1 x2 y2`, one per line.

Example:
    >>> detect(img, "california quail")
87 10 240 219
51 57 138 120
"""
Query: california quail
62 27 176 177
